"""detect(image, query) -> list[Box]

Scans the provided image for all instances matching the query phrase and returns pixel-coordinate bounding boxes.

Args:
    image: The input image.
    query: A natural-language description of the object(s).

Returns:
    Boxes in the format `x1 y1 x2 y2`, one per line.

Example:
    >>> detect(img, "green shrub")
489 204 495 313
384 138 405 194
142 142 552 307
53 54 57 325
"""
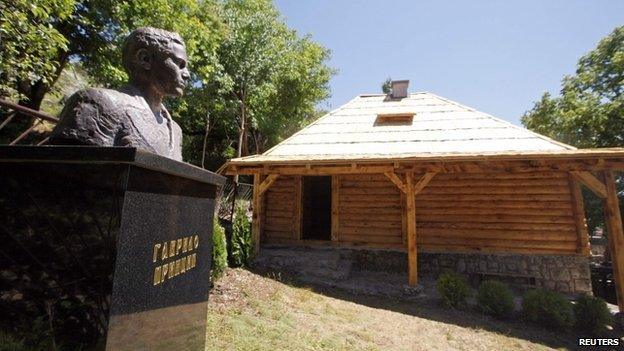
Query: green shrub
211 219 228 279
231 202 253 267
574 294 613 334
477 280 515 318
522 289 574 329
0 330 28 351
436 271 470 309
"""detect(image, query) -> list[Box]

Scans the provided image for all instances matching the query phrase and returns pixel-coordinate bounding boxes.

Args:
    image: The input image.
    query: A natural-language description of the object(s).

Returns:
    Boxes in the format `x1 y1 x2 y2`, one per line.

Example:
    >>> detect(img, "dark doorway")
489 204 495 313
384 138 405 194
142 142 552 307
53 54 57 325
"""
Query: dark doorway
302 176 332 240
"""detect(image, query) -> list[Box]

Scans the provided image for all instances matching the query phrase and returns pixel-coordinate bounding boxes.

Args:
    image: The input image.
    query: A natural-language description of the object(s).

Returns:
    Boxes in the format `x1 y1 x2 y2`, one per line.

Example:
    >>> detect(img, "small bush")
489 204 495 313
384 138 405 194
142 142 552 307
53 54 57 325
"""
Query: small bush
522 289 574 329
574 294 613 334
231 202 253 267
436 271 470 309
477 280 514 318
211 219 228 279
0 330 28 351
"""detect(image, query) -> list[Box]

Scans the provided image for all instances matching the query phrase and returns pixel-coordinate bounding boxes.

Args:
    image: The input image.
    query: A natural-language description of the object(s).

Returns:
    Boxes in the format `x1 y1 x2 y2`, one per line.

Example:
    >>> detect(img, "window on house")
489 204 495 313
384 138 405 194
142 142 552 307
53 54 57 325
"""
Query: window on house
374 113 415 126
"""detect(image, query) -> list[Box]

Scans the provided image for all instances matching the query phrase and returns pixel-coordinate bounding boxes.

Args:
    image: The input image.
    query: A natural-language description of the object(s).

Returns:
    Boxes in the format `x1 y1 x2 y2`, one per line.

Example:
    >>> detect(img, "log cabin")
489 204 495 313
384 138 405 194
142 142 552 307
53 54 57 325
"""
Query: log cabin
225 81 624 311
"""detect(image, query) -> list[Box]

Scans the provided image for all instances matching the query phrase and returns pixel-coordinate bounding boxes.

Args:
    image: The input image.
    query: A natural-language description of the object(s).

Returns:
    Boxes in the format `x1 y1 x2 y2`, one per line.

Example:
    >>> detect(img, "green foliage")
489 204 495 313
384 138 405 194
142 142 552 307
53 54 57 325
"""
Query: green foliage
0 0 74 100
1 0 333 171
522 289 574 330
0 0 222 111
231 202 253 267
574 294 613 334
381 77 392 94
522 25 624 234
0 330 28 351
476 280 515 318
179 0 335 168
436 271 470 309
212 218 228 279
522 25 624 149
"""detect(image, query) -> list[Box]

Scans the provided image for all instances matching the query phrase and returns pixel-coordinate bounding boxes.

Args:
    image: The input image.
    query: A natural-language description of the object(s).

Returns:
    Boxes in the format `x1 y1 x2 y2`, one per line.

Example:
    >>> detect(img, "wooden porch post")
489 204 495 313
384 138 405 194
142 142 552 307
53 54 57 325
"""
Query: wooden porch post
405 172 417 286
603 170 624 312
252 174 263 255
568 174 591 256
252 174 279 254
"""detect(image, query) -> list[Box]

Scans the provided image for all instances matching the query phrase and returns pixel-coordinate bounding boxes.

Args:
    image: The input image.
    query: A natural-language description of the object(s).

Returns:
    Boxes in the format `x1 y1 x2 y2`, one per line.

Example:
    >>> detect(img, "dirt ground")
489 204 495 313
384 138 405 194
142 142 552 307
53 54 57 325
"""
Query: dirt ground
205 268 615 351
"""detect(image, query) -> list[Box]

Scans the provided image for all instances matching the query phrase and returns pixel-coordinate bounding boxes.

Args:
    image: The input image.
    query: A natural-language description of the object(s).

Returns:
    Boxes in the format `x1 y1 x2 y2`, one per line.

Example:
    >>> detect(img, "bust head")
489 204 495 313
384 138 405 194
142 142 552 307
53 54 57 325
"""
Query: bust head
122 27 190 97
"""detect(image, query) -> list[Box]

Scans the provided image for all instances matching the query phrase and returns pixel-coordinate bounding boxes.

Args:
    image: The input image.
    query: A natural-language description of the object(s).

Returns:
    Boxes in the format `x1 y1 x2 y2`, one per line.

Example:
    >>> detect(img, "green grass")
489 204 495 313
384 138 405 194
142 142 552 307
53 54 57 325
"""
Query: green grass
206 269 578 351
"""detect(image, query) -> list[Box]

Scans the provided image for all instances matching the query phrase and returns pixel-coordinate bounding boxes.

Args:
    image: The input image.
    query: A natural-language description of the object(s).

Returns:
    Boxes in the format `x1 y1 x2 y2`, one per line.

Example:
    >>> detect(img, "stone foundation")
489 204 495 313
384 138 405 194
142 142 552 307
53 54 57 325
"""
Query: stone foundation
259 245 592 294
417 251 592 294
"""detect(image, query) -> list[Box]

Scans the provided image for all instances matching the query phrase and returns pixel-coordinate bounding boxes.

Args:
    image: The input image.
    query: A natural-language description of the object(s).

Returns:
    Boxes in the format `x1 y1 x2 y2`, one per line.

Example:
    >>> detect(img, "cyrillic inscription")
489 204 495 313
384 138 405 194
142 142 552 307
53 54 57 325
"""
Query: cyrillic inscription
152 235 199 286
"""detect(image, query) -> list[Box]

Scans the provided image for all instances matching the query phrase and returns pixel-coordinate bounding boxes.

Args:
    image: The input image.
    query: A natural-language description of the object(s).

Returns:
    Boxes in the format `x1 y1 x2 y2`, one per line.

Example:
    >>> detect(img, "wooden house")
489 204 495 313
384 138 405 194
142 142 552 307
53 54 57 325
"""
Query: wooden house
225 83 624 311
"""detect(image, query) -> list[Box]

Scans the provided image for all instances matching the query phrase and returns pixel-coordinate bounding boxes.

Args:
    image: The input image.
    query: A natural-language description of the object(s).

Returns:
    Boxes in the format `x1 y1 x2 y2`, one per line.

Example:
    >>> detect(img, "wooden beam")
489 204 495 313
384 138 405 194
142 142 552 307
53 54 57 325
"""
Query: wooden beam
226 157 624 176
400 191 407 245
414 172 437 194
252 174 264 254
602 170 624 312
568 174 590 255
292 176 302 240
405 172 418 286
570 171 607 199
384 171 407 193
258 174 279 196
331 176 340 241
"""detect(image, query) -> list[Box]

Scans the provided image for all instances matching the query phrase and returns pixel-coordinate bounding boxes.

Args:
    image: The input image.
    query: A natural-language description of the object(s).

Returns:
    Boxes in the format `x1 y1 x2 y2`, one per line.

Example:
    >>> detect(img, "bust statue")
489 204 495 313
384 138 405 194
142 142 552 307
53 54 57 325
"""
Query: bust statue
50 27 190 161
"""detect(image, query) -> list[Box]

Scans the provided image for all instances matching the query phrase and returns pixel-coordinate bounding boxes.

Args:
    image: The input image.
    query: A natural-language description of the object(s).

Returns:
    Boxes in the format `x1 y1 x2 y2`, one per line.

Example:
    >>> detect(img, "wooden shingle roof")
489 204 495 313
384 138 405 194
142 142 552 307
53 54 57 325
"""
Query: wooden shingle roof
232 92 574 164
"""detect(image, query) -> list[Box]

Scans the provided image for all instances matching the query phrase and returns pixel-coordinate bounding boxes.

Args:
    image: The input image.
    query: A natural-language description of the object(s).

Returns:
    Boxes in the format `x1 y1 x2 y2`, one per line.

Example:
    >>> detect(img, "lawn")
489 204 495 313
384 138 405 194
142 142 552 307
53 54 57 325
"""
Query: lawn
206 268 583 351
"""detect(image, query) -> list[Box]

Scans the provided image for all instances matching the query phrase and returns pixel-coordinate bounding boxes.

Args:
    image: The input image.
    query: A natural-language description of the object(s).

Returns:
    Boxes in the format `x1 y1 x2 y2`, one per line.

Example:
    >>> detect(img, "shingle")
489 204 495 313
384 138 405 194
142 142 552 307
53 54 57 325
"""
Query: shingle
260 92 573 160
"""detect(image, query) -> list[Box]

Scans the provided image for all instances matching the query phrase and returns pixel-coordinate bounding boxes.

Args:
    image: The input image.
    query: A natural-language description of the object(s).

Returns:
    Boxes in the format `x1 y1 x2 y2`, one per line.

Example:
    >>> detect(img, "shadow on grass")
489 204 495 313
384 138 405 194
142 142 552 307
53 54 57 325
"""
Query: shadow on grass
250 266 621 351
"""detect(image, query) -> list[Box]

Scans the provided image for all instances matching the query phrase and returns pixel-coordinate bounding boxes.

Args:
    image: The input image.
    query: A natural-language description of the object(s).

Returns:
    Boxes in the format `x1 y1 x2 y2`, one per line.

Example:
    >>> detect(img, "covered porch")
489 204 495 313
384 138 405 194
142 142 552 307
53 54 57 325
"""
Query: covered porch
227 149 624 311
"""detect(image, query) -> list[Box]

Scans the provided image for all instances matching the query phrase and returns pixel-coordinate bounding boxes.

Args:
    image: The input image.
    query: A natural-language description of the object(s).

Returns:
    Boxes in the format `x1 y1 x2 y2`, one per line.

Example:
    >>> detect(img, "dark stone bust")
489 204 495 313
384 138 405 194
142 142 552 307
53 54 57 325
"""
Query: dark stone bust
50 27 190 161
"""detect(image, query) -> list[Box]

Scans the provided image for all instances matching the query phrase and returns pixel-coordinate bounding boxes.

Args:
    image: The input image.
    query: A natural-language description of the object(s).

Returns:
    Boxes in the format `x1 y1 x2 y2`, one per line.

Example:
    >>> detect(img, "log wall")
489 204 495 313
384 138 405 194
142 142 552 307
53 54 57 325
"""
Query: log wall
415 172 578 254
263 172 580 255
336 174 404 248
264 176 298 240
331 171 579 254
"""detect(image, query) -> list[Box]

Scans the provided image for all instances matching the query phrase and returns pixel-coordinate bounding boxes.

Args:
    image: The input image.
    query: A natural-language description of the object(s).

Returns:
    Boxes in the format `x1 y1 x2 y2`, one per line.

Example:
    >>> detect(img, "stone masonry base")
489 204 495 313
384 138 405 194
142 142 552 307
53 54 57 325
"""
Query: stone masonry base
259 245 593 294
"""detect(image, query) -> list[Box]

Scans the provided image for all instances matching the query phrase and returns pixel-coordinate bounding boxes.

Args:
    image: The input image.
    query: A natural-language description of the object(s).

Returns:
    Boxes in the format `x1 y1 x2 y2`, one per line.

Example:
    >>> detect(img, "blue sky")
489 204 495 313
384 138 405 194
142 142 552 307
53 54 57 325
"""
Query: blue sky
274 0 623 126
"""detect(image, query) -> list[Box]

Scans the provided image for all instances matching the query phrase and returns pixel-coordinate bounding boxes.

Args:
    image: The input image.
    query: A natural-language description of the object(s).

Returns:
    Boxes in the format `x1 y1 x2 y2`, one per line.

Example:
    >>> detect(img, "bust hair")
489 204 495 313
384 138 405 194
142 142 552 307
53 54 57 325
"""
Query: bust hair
122 27 185 79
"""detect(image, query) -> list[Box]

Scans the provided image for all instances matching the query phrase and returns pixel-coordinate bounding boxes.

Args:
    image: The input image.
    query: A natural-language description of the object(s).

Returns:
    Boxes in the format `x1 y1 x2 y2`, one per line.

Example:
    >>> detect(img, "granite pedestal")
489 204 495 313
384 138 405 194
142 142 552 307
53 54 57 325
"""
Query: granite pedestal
0 146 224 350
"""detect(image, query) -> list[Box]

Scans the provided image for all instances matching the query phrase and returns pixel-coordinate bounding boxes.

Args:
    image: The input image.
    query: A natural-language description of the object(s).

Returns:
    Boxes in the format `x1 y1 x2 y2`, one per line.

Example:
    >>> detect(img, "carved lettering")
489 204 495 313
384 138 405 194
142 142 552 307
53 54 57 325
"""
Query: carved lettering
176 239 183 255
180 256 187 273
153 243 161 263
151 235 200 286
169 240 176 257
161 242 168 260
182 237 189 253
153 266 162 285
162 263 169 281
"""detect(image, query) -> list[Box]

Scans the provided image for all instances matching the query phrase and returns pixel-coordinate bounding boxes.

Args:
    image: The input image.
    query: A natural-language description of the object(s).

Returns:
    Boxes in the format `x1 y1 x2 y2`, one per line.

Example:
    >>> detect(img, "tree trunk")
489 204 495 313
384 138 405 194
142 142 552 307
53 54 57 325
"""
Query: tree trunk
17 52 69 112
231 89 247 221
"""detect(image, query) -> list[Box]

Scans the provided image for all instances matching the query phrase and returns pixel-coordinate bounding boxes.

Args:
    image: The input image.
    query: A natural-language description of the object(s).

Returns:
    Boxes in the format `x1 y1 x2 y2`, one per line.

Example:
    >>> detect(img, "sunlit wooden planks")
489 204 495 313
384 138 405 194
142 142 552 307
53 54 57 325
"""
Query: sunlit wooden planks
337 174 403 246
264 176 297 240
416 171 578 254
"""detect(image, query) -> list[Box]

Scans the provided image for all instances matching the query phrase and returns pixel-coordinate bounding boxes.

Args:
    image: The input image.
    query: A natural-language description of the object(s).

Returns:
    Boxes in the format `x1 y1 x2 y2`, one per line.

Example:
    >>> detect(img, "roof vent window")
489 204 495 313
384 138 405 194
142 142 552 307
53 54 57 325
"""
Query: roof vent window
390 80 409 99
375 113 414 126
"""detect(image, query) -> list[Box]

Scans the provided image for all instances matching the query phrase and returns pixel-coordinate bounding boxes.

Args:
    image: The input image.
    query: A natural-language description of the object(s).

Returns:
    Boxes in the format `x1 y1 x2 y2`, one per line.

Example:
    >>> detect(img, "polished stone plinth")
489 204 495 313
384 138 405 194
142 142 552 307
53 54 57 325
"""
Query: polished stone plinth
0 146 224 350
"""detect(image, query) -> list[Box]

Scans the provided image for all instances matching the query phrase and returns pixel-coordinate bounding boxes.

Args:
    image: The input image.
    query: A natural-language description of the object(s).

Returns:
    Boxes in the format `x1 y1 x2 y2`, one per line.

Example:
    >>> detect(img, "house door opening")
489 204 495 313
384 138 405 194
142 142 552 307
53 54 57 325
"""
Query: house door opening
301 176 332 240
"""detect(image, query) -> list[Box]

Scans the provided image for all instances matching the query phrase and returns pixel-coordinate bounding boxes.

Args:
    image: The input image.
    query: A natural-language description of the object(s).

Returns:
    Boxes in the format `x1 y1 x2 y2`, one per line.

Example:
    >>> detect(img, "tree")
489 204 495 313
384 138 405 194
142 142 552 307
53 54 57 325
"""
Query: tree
0 0 222 111
522 25 624 234
178 0 334 168
0 1 74 101
381 77 392 94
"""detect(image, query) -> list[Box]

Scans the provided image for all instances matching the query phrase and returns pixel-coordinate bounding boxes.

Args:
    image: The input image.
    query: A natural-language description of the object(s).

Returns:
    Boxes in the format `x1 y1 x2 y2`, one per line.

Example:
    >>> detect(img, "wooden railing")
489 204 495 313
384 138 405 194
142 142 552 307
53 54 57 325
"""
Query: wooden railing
0 98 58 145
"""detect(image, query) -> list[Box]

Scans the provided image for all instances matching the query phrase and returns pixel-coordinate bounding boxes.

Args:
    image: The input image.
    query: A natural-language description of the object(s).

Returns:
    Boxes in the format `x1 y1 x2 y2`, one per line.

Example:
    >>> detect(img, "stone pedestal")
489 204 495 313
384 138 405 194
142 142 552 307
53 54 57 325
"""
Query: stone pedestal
0 146 224 350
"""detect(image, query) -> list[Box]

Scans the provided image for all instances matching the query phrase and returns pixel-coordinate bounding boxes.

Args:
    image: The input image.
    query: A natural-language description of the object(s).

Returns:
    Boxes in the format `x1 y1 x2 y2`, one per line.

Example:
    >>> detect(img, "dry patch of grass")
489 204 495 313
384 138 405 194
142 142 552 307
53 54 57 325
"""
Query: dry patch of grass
206 269 574 351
